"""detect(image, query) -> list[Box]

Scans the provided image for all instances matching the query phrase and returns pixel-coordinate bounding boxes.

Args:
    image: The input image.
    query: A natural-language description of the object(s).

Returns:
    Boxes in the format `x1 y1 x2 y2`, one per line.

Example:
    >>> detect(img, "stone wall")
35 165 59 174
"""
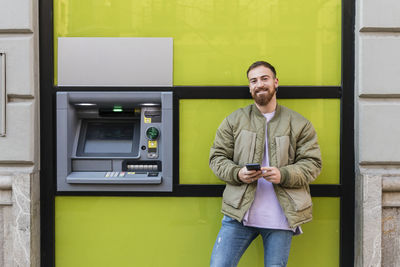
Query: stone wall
0 0 40 266
382 175 400 266
0 170 40 266
355 0 400 266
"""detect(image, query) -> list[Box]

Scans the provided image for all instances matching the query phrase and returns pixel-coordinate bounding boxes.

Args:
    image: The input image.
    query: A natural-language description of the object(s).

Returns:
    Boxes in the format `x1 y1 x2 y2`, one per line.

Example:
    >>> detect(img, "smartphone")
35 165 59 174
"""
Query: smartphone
246 163 261 171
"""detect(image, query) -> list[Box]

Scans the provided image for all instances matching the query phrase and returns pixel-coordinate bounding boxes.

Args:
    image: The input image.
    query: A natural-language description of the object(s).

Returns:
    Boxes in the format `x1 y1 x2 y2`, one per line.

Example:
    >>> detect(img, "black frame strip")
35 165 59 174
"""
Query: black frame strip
51 85 341 99
55 184 342 198
340 0 356 265
174 86 341 99
39 0 355 266
39 0 55 265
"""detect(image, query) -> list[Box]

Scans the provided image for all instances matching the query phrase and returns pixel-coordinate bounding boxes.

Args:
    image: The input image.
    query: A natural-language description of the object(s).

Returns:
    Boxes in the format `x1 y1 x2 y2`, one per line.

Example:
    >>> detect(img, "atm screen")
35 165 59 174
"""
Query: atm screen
84 122 134 153
77 120 140 156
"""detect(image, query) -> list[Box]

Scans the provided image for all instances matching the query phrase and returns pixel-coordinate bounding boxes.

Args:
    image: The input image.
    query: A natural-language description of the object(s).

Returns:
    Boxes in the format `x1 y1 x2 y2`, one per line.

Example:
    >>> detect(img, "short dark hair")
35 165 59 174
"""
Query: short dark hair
246 61 277 78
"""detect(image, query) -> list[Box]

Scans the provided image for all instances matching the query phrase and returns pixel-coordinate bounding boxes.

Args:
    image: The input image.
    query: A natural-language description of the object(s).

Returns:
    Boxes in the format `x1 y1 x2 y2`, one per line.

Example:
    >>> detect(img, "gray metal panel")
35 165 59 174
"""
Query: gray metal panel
161 92 173 191
67 172 162 184
56 91 69 109
67 91 163 106
58 37 173 87
72 160 112 172
0 53 5 137
162 92 174 110
56 93 70 190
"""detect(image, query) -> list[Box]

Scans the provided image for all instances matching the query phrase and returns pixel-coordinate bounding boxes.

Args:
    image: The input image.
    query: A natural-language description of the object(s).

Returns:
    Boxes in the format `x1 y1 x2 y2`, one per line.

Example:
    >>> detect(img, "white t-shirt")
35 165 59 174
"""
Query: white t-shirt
242 111 294 231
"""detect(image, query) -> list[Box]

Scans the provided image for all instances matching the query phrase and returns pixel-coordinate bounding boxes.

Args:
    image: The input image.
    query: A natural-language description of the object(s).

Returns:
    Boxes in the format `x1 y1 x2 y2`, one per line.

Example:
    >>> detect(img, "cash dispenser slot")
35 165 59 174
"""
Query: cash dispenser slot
99 108 141 117
72 159 112 172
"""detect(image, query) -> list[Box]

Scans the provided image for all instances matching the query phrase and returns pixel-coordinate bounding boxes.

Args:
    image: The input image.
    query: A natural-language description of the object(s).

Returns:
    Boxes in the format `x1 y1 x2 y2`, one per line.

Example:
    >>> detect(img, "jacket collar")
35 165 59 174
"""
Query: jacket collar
251 103 281 120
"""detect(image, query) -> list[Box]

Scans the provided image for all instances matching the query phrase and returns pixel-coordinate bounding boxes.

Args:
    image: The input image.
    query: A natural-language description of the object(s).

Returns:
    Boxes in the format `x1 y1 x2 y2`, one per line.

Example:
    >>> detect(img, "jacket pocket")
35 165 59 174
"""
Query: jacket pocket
282 187 312 212
275 136 294 167
223 183 249 209
233 130 257 165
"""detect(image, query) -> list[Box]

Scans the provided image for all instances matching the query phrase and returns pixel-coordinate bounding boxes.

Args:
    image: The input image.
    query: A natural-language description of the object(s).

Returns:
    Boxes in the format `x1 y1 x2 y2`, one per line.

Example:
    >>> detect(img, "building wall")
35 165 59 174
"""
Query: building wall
2 0 400 265
355 0 400 266
0 0 40 266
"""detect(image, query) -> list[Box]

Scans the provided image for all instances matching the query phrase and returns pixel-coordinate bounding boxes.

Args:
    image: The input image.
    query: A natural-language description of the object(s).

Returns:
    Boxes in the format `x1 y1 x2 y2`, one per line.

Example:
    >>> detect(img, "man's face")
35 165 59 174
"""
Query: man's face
248 66 279 106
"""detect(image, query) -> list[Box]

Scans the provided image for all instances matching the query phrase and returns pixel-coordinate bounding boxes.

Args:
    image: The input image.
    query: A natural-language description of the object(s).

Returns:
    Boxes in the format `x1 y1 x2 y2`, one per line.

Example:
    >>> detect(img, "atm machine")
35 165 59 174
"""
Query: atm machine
56 91 173 192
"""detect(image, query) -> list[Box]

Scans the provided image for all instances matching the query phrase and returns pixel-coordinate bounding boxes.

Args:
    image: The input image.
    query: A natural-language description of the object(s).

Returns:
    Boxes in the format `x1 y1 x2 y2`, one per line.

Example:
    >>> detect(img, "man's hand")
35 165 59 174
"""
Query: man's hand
238 167 263 184
262 167 281 184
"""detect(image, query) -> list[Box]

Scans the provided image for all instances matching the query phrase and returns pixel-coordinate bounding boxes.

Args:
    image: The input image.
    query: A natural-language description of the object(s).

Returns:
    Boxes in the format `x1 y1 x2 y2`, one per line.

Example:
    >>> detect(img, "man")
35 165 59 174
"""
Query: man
209 61 322 267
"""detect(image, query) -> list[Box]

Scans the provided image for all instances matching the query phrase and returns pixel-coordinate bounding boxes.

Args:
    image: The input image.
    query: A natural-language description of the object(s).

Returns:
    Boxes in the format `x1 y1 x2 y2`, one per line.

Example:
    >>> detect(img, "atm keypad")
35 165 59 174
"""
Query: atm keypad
104 171 159 178
126 164 158 172
106 172 125 177
105 172 121 177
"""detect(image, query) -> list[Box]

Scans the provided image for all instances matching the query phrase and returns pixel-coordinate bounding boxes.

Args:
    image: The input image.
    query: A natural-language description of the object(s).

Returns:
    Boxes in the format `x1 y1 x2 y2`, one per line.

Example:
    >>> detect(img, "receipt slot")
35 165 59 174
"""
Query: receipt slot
56 91 173 192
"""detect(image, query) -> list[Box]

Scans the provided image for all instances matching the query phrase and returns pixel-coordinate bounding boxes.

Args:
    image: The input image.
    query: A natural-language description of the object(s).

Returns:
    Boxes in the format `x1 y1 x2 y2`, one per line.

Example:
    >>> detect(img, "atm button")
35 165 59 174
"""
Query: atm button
105 172 111 178
148 153 157 159
119 172 126 177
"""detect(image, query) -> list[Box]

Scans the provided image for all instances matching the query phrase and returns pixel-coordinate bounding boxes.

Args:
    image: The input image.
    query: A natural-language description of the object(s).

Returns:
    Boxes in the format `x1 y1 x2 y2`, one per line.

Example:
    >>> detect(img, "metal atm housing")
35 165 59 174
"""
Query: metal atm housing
56 91 173 192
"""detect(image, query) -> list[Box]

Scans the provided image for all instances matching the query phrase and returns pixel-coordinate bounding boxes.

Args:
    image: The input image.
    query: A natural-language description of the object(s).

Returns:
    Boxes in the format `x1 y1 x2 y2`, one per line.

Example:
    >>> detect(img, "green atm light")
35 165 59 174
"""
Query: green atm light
113 105 123 112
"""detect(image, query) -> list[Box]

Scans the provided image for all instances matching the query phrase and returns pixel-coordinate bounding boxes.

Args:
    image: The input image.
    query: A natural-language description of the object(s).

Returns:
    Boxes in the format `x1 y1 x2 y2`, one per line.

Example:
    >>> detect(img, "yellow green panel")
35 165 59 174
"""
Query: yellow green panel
54 0 341 86
56 197 339 267
180 99 340 184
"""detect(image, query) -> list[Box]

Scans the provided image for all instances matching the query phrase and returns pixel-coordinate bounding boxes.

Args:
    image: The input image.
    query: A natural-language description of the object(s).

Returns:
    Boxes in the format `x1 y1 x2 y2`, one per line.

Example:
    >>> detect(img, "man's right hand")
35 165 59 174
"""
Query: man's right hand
238 166 263 184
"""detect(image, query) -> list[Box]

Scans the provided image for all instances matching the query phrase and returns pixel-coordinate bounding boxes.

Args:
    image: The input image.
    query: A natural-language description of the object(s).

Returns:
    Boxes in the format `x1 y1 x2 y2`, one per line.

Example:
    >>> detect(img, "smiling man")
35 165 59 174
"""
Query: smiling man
209 61 322 267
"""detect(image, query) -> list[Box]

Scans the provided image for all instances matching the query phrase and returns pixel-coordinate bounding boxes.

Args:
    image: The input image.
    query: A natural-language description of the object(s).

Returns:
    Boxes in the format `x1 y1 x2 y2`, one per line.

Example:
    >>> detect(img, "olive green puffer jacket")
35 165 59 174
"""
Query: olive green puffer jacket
209 103 322 228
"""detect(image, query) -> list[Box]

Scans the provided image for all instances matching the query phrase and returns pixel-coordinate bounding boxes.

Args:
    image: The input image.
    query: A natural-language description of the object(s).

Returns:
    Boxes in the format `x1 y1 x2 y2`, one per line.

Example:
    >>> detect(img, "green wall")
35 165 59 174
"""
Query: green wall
56 197 339 267
180 99 340 184
54 0 341 86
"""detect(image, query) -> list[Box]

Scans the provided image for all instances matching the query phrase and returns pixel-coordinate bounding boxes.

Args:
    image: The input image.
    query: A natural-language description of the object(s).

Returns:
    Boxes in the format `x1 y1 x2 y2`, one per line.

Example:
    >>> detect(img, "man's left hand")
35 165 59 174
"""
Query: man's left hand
262 167 281 184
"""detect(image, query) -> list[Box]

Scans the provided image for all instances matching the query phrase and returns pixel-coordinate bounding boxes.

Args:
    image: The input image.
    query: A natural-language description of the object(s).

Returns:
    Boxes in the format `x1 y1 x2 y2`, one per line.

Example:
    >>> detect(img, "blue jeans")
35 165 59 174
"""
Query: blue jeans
210 215 293 267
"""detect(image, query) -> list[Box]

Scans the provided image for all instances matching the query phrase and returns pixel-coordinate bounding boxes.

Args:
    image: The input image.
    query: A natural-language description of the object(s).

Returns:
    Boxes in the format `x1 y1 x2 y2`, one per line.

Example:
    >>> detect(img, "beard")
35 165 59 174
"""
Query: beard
251 87 276 106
